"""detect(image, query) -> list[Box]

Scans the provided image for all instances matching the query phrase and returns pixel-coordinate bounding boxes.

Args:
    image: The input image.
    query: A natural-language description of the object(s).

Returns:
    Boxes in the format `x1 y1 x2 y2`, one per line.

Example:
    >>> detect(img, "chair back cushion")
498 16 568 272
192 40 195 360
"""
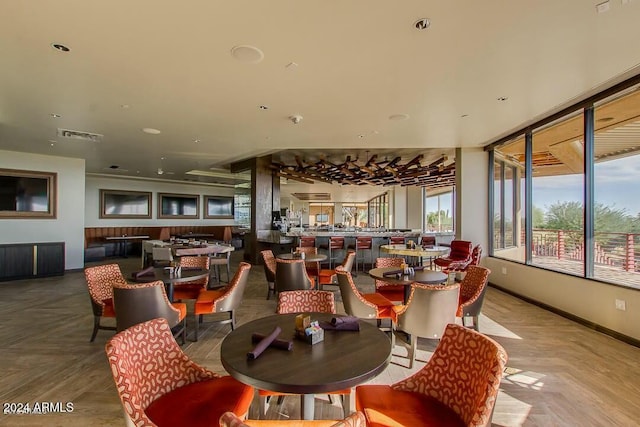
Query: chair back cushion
449 240 472 261
214 262 252 312
397 284 459 338
393 323 508 427
275 259 313 292
277 290 336 314
335 267 377 319
457 265 491 317
420 236 436 246
261 250 277 282
113 281 181 331
374 257 404 289
341 250 356 272
178 256 210 287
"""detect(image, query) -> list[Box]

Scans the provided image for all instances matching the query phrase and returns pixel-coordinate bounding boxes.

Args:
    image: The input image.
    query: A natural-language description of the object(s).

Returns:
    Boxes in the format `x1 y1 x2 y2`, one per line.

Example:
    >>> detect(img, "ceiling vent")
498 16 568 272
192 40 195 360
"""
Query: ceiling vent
57 128 103 142
292 193 332 201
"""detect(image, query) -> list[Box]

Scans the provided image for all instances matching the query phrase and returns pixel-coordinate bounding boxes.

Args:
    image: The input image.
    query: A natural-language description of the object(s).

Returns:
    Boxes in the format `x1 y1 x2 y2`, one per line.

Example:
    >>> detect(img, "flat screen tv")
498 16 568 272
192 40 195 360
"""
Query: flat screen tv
0 169 57 218
158 193 199 219
204 195 234 219
100 189 151 218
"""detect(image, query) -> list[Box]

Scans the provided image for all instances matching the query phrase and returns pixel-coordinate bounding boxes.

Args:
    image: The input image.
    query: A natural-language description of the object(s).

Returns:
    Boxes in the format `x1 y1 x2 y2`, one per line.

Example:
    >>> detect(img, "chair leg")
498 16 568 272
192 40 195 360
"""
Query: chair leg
225 263 230 282
230 310 236 330
408 335 417 369
473 315 479 331
194 315 201 342
90 316 100 342
258 395 267 419
341 391 351 417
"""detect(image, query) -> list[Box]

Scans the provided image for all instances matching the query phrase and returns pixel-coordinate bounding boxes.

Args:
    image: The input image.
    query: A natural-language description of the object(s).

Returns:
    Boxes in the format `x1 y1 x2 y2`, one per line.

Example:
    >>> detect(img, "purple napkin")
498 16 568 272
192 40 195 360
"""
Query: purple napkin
319 320 360 331
331 316 359 326
413 266 426 271
180 266 201 271
251 333 293 351
383 269 403 277
131 266 155 279
247 326 282 360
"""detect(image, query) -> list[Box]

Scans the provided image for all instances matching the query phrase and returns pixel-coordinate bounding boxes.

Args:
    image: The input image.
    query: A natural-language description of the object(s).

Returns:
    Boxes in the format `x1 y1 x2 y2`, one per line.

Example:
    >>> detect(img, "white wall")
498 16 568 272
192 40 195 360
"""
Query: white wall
456 147 489 250
0 150 85 270
85 175 237 227
406 186 423 230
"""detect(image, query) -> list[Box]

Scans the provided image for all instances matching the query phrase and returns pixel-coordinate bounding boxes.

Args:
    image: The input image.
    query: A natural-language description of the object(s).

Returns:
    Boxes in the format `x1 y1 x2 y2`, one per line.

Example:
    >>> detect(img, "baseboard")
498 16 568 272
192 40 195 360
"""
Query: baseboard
489 283 640 348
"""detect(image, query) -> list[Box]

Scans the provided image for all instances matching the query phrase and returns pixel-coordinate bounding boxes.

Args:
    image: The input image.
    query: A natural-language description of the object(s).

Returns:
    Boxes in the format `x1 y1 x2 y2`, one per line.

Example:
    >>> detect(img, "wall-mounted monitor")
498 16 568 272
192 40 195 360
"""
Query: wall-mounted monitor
158 193 199 219
0 169 57 219
204 195 234 219
100 189 152 219
316 213 329 223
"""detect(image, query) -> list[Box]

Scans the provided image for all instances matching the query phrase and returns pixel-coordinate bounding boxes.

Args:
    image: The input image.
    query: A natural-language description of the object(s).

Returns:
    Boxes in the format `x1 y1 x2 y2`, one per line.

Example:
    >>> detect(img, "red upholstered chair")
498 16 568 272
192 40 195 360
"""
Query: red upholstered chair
420 235 436 246
355 323 508 427
389 236 406 245
105 318 254 427
84 263 127 342
219 410 367 427
113 281 187 344
457 265 491 331
433 240 473 270
320 236 345 269
276 290 336 314
393 283 460 368
193 262 251 341
296 246 320 278
275 258 316 294
174 255 210 300
318 250 356 289
261 250 277 300
448 244 483 275
299 236 317 248
373 257 405 303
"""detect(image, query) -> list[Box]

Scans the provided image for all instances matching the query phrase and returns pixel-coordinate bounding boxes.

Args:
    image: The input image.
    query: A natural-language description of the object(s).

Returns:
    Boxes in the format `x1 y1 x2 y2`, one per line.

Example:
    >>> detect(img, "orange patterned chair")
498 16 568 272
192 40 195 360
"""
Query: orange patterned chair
296 246 321 278
193 262 251 341
276 290 336 314
275 258 316 294
84 263 127 342
355 323 507 427
174 255 210 300
261 249 277 300
105 318 253 427
457 265 491 331
219 411 367 427
373 257 405 303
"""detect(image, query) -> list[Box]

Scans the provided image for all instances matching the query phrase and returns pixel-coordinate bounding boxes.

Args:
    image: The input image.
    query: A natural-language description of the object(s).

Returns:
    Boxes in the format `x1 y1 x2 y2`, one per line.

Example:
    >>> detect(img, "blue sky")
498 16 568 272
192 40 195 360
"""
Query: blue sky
533 155 640 215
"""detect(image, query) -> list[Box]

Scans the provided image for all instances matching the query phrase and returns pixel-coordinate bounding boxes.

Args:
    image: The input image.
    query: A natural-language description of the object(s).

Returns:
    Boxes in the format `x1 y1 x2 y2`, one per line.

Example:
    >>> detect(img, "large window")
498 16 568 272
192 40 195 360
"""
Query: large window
490 77 640 288
368 193 389 229
309 203 334 226
424 189 454 233
342 203 368 228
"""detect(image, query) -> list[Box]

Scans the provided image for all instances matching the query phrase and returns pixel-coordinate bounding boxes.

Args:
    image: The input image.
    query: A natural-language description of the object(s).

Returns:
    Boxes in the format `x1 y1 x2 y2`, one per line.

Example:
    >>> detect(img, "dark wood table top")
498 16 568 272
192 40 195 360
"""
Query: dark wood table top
130 267 208 301
221 313 391 395
368 267 447 285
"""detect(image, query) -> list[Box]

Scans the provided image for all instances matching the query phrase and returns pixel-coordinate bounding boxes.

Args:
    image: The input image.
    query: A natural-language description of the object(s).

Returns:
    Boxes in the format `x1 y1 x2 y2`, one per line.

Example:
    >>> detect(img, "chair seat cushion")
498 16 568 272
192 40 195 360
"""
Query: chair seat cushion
173 284 204 300
171 302 187 320
102 298 115 317
363 293 397 322
146 376 253 427
194 289 225 314
355 385 465 427
375 286 404 303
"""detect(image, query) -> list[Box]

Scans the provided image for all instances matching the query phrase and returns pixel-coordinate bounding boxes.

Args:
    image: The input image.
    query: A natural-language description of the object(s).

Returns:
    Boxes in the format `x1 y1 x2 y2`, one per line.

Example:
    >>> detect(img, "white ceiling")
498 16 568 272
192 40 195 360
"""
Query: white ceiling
1 1 640 202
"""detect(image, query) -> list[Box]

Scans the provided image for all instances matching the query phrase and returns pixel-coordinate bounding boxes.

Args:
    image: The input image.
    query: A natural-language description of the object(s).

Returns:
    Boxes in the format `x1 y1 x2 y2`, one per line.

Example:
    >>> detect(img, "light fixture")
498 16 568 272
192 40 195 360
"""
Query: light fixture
231 45 264 64
51 43 70 52
50 113 61 118
389 114 410 121
414 18 431 30
142 128 161 134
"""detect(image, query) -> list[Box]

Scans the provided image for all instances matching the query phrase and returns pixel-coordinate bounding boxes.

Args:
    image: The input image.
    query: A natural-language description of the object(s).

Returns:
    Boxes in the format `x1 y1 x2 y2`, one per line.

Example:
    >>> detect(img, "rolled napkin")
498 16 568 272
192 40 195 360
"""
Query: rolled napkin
413 266 426 271
247 326 282 360
251 333 293 351
131 266 155 279
180 266 201 271
319 320 360 331
383 269 403 277
331 316 359 326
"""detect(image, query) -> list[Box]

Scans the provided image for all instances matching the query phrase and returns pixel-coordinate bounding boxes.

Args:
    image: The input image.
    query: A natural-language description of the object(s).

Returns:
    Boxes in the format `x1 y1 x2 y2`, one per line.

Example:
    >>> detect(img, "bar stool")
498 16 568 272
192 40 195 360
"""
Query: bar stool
350 236 373 273
325 236 345 269
299 236 316 248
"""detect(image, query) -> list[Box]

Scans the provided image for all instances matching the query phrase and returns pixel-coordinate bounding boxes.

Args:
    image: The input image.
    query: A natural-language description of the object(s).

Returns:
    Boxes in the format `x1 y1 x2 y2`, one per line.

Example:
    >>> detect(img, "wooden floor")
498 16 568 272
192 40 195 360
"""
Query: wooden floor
1 251 639 426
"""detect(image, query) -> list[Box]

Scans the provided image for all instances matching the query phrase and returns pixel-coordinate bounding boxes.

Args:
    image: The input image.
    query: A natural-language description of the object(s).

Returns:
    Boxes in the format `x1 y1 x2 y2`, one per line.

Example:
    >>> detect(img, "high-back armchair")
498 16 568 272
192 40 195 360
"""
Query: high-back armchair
84 263 127 342
275 258 315 294
355 323 508 427
113 280 187 344
261 250 277 300
373 257 405 303
394 283 460 368
434 240 473 270
105 318 254 427
193 262 251 341
335 266 396 324
173 255 210 300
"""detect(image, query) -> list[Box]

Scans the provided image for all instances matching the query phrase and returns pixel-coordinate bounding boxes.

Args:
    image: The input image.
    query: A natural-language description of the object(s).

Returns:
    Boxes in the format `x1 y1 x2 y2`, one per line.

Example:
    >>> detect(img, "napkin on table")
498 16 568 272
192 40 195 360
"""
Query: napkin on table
251 333 293 351
247 326 282 360
131 266 155 279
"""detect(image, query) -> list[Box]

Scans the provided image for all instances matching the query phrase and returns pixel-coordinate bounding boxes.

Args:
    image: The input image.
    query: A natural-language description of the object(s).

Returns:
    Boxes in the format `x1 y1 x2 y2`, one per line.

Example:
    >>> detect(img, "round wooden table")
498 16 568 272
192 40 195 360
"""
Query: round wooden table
380 244 449 268
131 267 209 302
220 313 391 420
368 267 447 303
276 253 328 263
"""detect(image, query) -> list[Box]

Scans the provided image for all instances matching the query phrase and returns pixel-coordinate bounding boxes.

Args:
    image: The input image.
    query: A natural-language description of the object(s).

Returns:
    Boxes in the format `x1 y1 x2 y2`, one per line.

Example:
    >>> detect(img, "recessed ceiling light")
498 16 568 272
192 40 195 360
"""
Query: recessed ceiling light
414 18 431 30
50 113 61 118
285 62 298 69
51 43 70 52
461 114 469 118
142 128 161 134
389 114 410 121
497 97 508 102
259 105 269 110
231 45 264 64
194 139 201 143
120 104 130 109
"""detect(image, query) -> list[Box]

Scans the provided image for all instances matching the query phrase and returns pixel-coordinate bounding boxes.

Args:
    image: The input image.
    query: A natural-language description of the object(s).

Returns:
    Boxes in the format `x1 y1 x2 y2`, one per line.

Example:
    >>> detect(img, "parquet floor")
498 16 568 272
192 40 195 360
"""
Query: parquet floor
0 251 639 426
